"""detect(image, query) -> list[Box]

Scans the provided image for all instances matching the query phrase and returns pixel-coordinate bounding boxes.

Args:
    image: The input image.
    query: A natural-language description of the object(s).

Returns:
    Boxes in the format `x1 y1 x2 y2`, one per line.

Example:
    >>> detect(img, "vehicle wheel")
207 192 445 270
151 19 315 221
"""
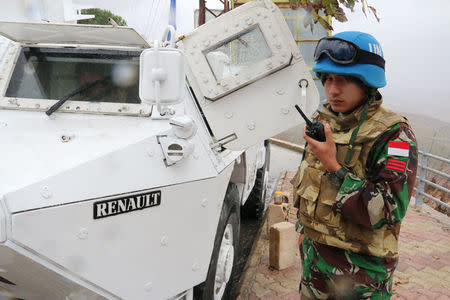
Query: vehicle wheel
241 141 270 219
194 184 240 300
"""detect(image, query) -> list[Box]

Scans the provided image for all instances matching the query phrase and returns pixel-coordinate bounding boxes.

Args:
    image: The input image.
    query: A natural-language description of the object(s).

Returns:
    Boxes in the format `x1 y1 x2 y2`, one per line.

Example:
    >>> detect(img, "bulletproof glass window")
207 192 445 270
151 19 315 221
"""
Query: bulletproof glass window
5 47 141 104
203 26 272 82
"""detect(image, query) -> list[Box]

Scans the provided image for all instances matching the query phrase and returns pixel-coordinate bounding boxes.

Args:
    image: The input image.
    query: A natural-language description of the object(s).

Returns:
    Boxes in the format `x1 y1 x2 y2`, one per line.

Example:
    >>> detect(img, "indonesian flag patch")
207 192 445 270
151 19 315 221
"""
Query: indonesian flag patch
386 141 410 172
388 141 410 157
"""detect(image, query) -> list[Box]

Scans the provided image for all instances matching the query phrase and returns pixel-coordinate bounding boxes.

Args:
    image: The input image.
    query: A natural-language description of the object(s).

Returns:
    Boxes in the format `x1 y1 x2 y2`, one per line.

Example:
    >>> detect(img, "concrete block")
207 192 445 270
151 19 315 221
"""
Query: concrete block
266 202 289 236
269 221 297 270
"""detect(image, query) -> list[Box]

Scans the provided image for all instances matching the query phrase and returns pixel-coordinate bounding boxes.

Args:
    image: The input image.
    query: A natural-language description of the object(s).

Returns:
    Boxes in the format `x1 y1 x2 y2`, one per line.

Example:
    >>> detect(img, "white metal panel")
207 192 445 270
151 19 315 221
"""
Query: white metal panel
0 243 109 300
4 125 217 214
0 36 10 69
201 64 318 150
0 196 5 242
11 165 234 300
0 110 167 195
0 21 149 48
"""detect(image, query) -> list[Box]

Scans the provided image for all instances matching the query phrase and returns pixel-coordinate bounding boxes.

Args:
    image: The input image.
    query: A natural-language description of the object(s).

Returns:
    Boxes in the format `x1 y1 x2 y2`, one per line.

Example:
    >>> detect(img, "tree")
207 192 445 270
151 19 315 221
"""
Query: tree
77 8 127 26
289 0 379 31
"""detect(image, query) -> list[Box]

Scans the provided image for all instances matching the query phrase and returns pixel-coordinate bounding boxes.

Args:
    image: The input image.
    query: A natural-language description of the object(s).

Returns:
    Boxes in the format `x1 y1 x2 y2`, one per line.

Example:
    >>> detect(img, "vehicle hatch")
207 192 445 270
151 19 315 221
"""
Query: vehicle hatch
0 21 149 48
179 0 319 150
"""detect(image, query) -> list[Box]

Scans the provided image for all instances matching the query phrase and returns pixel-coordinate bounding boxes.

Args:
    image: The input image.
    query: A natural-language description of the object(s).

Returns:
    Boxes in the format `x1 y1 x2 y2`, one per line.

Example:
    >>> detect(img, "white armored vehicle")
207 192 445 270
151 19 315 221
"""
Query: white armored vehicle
0 0 318 299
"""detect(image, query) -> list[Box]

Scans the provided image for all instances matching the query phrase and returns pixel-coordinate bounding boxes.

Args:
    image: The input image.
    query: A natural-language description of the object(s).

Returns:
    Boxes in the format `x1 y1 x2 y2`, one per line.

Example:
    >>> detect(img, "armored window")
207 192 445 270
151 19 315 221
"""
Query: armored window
203 26 272 82
5 47 141 104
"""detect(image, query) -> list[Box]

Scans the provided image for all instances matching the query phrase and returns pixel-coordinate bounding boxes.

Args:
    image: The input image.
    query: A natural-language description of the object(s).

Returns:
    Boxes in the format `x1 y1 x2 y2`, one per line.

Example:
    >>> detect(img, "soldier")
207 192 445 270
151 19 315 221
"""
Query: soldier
292 31 418 299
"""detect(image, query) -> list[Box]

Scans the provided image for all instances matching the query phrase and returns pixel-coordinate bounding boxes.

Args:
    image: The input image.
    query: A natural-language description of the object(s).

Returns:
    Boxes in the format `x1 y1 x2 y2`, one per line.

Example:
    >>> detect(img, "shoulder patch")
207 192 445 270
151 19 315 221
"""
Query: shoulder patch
386 141 410 173
388 141 410 157
386 158 407 172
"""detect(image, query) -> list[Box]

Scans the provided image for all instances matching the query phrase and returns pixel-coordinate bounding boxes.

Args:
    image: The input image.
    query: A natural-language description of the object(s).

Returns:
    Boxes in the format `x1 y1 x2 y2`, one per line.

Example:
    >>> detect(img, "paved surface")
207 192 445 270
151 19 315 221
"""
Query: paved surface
235 171 450 300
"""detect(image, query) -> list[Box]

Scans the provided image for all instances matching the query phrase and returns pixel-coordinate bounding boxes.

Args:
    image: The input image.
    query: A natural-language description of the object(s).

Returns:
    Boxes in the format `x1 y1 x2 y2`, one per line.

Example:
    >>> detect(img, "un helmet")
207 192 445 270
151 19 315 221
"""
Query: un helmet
313 31 386 88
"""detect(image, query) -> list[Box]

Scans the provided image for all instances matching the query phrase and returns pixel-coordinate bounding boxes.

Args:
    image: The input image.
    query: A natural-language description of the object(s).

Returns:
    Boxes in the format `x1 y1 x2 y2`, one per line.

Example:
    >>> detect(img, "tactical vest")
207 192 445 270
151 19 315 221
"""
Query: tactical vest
292 99 406 258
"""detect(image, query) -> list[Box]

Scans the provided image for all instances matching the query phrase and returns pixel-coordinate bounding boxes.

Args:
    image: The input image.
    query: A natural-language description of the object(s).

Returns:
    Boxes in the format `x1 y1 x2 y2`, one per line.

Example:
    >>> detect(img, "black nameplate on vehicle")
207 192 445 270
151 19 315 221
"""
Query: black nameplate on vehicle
93 190 161 219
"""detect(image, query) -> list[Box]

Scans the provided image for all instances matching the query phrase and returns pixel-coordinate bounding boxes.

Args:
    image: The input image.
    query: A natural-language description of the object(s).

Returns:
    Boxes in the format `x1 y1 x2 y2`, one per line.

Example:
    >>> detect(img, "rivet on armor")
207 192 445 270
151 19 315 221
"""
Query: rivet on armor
147 147 154 157
247 122 256 131
160 236 168 247
77 228 88 240
145 282 152 292
192 262 200 272
41 186 52 199
281 107 290 115
201 198 208 207
225 112 233 119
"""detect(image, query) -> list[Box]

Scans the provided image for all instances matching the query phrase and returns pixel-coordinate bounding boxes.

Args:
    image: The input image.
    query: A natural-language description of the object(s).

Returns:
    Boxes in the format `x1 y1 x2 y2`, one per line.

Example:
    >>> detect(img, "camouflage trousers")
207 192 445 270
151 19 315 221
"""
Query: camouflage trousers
299 236 397 300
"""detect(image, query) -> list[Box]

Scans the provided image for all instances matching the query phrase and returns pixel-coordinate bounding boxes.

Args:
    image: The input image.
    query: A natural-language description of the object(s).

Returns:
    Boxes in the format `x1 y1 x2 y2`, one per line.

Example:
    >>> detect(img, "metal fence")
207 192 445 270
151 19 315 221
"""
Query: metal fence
415 150 450 209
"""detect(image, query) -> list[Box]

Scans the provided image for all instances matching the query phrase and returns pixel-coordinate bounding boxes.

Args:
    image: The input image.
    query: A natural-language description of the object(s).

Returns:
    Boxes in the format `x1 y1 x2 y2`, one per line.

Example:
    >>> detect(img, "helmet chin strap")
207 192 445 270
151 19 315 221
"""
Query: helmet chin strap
344 88 377 165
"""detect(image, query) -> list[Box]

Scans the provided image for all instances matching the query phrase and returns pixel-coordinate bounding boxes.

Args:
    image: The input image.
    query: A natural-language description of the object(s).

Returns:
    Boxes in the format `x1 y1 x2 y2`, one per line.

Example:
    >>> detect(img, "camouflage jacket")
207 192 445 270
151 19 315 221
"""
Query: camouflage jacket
292 96 418 258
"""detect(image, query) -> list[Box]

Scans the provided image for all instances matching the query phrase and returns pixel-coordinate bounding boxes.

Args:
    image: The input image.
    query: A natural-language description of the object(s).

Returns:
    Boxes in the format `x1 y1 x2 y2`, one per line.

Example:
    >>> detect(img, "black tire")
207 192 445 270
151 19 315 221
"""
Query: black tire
241 141 270 219
194 183 240 300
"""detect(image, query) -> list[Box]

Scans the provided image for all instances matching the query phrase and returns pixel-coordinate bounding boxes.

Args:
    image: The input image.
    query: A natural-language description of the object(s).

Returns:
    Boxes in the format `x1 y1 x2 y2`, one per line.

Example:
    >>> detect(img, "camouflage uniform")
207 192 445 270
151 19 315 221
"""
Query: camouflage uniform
292 96 418 299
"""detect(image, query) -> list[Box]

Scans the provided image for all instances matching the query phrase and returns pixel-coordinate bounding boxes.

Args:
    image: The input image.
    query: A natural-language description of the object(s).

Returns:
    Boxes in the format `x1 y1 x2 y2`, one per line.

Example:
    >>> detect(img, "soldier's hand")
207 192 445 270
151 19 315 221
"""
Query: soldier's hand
303 123 341 172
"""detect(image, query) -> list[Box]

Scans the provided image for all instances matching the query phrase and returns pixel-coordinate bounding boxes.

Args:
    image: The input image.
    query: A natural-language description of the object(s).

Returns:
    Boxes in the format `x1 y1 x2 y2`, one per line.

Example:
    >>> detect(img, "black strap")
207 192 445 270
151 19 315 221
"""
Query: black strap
356 49 385 69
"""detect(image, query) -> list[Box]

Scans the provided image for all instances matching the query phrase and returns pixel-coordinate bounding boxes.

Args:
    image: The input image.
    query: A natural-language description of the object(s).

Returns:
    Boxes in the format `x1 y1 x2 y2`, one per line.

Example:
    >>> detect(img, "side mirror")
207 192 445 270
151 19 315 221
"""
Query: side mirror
139 42 185 108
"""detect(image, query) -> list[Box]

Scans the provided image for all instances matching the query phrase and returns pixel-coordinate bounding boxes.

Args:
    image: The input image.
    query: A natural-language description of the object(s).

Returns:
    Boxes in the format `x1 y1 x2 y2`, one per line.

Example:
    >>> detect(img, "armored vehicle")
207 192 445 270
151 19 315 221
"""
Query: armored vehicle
0 0 318 299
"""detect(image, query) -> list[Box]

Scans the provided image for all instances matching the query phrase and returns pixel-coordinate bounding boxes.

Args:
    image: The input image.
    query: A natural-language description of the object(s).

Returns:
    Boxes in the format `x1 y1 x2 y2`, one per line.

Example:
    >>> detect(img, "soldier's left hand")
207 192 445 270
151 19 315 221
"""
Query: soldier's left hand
303 123 341 172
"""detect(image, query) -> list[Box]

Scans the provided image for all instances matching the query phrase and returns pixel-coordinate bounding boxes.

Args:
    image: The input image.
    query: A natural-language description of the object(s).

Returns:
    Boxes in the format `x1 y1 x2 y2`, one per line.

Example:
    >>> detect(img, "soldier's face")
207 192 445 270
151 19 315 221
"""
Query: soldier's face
323 74 366 113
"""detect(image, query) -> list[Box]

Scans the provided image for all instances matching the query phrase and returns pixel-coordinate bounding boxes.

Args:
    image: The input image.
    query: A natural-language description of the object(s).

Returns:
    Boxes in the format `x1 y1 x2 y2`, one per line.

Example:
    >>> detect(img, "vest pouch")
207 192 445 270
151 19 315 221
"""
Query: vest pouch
291 162 306 209
297 167 323 219
336 144 362 168
315 175 340 227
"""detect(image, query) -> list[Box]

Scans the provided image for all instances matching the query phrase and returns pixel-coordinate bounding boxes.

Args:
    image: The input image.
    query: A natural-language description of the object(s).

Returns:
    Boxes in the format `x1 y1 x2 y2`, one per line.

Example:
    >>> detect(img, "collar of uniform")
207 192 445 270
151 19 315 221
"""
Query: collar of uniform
319 95 383 131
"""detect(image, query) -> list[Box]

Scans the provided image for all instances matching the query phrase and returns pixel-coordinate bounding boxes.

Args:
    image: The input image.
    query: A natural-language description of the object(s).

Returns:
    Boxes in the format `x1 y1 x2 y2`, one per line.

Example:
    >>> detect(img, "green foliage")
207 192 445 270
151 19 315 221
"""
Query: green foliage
289 0 379 32
77 8 127 26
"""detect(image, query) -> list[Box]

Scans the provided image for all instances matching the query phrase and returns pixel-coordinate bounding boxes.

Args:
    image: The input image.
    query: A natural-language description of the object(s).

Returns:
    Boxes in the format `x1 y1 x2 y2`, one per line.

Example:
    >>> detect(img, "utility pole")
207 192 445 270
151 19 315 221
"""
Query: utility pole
198 0 230 27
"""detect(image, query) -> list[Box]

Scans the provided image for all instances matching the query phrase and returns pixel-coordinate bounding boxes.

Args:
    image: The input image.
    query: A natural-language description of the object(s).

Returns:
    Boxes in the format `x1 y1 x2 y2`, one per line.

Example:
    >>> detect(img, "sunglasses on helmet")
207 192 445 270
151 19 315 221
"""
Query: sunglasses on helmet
314 37 385 69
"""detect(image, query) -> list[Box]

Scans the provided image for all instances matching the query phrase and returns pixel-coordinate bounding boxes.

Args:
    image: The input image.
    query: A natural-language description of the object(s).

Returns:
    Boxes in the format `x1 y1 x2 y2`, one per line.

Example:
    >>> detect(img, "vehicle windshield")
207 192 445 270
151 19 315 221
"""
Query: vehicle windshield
5 47 141 104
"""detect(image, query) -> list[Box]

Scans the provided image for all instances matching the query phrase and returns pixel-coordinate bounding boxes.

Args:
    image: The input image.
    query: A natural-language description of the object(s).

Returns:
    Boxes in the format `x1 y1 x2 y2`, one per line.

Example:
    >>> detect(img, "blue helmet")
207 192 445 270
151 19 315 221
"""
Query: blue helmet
312 31 386 88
